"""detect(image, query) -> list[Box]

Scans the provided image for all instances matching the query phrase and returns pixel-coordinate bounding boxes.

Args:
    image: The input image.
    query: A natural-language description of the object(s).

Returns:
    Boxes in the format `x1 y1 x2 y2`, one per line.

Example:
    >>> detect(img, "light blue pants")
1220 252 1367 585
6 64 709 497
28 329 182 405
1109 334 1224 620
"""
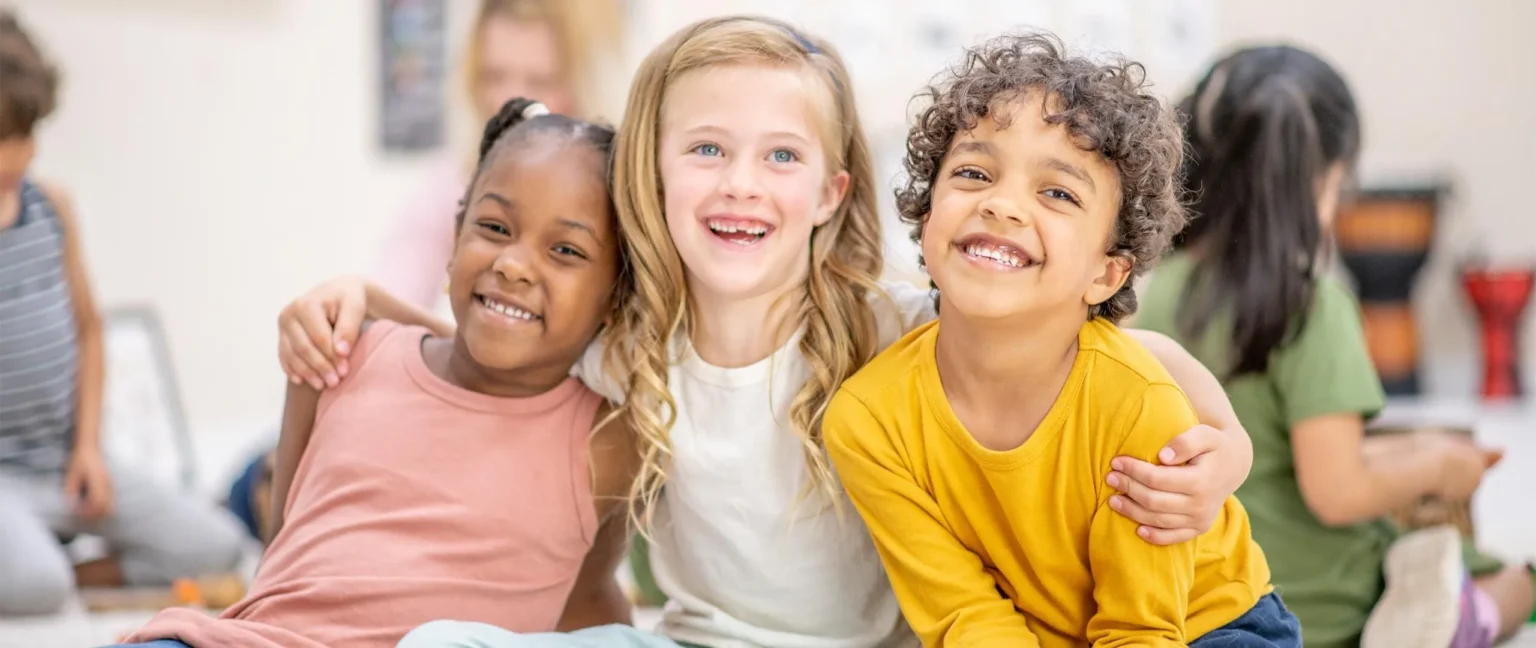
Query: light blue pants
397 622 689 648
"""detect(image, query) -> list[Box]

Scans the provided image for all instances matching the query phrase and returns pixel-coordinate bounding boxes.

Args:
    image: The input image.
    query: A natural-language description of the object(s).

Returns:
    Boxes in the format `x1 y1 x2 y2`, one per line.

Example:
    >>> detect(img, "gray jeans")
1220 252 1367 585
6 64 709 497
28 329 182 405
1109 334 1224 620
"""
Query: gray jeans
0 463 246 616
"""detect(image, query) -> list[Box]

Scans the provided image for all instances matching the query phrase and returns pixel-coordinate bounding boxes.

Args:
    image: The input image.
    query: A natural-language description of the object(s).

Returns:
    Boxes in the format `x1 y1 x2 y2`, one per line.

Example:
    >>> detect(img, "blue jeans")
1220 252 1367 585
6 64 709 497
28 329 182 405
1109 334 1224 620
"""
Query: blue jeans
1191 592 1303 647
101 641 192 648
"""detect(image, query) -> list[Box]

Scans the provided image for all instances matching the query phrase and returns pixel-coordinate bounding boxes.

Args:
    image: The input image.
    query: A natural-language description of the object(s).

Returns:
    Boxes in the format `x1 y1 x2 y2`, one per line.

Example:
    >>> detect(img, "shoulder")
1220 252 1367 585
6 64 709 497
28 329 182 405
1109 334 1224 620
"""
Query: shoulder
839 318 935 405
1080 318 1179 388
30 179 77 230
1309 274 1365 323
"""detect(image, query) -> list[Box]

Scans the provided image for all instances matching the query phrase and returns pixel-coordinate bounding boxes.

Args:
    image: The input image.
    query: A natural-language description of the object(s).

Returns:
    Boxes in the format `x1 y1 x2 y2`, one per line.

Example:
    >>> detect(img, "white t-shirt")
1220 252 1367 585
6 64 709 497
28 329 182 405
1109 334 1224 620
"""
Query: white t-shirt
576 280 936 648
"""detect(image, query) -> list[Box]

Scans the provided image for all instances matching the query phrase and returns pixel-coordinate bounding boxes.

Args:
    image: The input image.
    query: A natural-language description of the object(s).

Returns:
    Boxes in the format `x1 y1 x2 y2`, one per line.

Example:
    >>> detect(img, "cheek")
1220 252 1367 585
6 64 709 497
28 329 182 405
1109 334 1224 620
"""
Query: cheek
768 174 825 230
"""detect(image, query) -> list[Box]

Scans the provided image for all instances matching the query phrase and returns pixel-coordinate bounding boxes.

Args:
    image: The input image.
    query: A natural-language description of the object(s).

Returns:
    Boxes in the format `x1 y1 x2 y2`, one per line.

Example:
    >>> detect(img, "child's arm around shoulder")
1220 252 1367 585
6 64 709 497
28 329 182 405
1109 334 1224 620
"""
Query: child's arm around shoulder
1115 328 1252 544
268 320 375 542
1087 382 1201 648
823 390 1041 648
557 401 640 630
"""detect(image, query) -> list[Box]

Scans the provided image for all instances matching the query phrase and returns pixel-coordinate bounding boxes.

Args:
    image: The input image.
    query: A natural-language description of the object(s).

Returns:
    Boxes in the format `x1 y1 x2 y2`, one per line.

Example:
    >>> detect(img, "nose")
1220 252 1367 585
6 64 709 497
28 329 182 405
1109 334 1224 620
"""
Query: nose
493 243 538 286
978 193 1032 228
720 155 764 202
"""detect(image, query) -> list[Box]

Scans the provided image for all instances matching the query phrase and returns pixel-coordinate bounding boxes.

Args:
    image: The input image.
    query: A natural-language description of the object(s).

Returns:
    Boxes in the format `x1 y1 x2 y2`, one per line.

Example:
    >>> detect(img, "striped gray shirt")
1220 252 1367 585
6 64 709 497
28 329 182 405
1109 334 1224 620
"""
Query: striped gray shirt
0 180 78 472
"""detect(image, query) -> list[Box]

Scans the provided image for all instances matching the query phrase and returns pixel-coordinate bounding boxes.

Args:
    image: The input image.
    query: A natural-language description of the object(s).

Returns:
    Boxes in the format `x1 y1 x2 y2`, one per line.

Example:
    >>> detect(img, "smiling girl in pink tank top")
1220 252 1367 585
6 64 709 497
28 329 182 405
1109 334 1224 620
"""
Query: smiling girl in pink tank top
120 98 639 648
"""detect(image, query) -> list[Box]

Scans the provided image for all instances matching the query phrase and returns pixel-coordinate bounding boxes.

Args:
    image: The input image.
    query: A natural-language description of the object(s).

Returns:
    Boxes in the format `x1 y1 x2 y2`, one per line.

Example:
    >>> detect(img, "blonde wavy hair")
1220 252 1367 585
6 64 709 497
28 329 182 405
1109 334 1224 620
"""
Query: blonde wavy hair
604 16 887 532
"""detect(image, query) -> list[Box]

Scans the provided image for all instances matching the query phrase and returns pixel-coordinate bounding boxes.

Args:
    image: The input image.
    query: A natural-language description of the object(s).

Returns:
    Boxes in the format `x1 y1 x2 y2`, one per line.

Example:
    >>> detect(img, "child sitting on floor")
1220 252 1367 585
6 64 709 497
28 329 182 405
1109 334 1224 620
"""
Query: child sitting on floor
824 33 1295 647
0 8 245 617
1137 44 1533 648
117 98 640 648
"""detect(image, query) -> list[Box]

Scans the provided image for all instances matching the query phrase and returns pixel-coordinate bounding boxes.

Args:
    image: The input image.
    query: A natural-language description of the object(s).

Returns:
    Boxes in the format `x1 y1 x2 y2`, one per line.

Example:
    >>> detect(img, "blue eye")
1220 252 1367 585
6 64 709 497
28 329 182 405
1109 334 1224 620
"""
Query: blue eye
693 143 722 157
770 149 798 164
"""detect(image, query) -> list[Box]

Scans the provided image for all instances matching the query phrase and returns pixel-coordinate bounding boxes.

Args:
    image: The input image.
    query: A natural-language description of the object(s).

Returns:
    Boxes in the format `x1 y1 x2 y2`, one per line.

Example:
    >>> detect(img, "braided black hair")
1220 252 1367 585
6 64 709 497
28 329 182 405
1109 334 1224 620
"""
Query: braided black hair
456 96 617 227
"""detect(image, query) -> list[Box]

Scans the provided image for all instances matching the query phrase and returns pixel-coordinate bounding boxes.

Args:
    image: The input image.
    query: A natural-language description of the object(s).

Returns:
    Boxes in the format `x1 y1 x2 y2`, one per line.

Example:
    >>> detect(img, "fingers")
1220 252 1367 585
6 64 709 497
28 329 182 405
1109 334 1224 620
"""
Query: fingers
1107 493 1199 539
1107 470 1197 521
1160 424 1223 465
281 318 337 389
1110 456 1199 495
331 300 366 369
1136 525 1201 546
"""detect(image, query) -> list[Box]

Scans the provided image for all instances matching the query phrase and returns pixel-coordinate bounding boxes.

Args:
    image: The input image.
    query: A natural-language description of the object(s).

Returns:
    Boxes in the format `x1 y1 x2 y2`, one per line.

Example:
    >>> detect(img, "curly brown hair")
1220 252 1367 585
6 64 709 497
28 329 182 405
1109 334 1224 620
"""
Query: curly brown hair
0 9 58 139
896 31 1186 322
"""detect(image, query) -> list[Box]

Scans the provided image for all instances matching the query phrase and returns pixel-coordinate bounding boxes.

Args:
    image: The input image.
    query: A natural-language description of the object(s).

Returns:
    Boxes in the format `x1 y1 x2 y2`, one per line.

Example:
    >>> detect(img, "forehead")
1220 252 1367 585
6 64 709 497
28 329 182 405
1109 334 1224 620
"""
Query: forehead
954 94 1116 176
476 139 613 230
660 63 830 141
478 16 560 71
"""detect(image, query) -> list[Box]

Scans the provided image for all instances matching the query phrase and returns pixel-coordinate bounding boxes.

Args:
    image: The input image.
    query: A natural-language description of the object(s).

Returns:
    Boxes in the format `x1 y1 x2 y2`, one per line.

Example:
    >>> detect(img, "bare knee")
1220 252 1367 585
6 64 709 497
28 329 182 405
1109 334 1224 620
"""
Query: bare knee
1473 564 1535 641
0 556 73 616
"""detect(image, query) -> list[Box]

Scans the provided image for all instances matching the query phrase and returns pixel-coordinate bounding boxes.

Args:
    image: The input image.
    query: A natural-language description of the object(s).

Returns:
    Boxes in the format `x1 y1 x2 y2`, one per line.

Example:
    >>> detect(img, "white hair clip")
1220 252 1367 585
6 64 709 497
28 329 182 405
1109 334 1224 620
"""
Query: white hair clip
522 102 550 119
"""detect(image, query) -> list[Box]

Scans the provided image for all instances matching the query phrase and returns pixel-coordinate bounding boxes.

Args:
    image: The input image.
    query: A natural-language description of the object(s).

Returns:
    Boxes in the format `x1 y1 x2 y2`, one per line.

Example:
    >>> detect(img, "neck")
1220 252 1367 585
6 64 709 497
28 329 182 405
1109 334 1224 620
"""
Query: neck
934 304 1085 448
422 336 569 398
687 280 804 369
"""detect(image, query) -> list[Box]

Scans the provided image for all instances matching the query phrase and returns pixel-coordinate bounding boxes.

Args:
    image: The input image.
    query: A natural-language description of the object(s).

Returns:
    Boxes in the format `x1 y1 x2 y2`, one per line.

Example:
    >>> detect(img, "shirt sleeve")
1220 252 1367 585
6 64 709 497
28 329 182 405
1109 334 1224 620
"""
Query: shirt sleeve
824 391 1041 648
570 338 626 403
1086 383 1199 648
1269 277 1387 425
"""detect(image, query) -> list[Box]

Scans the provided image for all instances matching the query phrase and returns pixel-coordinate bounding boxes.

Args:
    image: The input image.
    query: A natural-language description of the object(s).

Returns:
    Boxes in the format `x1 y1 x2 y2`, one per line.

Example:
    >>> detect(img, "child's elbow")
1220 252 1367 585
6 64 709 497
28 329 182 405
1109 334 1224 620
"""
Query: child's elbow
1300 488 1368 527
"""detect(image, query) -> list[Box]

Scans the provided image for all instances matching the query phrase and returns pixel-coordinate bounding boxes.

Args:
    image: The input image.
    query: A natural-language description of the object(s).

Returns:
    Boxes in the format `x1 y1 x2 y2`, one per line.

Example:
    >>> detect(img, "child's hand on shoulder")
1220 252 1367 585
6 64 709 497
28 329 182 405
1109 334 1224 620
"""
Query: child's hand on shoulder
278 276 369 389
1106 423 1234 545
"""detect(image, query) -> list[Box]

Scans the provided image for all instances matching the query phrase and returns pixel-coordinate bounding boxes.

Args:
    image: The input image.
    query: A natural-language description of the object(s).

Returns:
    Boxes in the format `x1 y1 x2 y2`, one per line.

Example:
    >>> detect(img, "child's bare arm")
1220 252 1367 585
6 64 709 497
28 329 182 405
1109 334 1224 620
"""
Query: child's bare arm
42 183 112 519
278 276 453 389
268 381 322 543
1112 329 1252 544
825 393 1041 648
557 403 640 630
1292 415 1493 526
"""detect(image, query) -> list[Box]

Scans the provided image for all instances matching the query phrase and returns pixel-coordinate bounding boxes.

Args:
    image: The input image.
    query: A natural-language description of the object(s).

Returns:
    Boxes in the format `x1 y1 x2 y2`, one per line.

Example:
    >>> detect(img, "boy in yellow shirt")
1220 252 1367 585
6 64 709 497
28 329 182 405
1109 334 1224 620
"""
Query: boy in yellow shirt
824 33 1296 648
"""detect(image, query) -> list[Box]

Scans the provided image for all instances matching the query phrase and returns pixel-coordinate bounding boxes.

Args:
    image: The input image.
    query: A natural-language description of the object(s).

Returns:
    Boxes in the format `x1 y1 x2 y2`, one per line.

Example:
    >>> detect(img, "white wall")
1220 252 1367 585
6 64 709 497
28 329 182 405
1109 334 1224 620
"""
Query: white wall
9 0 1534 487
16 0 454 483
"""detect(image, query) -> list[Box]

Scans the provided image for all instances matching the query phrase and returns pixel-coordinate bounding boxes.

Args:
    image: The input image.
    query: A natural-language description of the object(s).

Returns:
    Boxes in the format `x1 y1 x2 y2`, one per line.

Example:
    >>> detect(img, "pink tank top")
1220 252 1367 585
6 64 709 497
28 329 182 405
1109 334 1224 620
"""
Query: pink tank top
129 322 604 648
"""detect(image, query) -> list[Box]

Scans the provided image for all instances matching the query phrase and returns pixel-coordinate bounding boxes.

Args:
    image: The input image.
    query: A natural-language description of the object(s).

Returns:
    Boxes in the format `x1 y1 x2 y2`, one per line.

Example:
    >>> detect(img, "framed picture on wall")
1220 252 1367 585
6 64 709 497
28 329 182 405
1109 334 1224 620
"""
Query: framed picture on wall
100 307 197 493
380 0 448 152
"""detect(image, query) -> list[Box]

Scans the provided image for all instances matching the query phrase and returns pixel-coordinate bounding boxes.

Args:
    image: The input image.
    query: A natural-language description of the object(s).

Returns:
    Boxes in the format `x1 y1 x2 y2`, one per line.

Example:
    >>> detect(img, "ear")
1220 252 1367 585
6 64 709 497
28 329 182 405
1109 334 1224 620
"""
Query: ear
815 170 851 227
1084 251 1133 307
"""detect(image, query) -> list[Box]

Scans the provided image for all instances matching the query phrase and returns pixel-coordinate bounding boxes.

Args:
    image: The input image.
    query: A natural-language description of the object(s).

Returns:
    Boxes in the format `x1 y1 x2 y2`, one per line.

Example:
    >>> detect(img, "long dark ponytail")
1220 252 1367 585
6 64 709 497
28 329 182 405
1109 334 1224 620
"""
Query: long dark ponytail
1175 45 1360 377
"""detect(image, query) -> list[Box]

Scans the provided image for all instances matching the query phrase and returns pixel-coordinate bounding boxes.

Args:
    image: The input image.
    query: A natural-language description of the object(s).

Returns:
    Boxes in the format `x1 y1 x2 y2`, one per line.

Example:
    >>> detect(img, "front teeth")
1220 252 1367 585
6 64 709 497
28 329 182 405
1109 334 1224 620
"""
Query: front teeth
964 242 1026 268
707 222 768 235
481 297 539 321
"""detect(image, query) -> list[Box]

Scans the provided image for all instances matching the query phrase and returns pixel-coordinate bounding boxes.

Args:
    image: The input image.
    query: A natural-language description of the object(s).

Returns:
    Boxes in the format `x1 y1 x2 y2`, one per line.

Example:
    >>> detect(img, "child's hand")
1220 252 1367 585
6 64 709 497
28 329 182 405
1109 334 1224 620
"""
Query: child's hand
277 276 368 389
1434 435 1500 501
1106 423 1231 545
64 446 114 520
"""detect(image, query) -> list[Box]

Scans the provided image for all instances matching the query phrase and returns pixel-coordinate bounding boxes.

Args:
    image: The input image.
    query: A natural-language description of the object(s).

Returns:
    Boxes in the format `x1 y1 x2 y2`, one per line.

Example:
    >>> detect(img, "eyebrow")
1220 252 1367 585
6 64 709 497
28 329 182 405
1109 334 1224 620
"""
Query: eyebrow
680 124 812 145
1042 157 1097 193
950 141 993 157
477 193 604 242
557 218 603 242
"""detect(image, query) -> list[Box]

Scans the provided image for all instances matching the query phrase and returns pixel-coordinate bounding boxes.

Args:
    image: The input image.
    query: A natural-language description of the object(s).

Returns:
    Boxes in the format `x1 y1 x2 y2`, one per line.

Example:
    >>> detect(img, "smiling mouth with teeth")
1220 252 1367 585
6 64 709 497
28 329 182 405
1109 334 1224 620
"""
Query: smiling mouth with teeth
705 217 771 246
959 241 1035 269
476 294 542 322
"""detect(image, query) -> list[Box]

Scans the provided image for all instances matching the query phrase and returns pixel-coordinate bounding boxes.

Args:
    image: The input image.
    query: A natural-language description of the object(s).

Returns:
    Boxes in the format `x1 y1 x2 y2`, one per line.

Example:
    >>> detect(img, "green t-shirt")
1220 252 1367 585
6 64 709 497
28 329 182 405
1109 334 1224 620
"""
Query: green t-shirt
1137 253 1391 648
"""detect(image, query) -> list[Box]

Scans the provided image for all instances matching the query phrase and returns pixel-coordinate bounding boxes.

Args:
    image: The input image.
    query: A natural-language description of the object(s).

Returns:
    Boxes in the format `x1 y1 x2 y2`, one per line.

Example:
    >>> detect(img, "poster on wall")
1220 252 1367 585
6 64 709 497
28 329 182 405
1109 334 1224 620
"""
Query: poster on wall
380 0 447 152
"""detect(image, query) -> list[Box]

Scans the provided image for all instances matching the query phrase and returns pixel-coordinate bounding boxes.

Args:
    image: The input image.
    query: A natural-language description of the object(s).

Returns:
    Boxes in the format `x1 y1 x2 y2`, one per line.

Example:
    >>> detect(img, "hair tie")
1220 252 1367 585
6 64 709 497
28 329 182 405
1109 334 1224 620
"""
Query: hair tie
522 101 550 120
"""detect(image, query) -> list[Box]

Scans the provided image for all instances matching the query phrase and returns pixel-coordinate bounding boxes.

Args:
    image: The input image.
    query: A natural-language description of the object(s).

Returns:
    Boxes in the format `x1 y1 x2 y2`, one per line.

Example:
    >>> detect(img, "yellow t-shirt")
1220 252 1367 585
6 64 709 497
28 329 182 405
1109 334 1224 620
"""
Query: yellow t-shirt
824 318 1273 648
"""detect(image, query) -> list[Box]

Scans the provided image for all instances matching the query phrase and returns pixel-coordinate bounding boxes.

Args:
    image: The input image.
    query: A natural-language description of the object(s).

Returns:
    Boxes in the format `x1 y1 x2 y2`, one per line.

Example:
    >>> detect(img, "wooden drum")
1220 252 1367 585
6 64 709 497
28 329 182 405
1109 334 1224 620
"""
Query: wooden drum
1335 185 1444 395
